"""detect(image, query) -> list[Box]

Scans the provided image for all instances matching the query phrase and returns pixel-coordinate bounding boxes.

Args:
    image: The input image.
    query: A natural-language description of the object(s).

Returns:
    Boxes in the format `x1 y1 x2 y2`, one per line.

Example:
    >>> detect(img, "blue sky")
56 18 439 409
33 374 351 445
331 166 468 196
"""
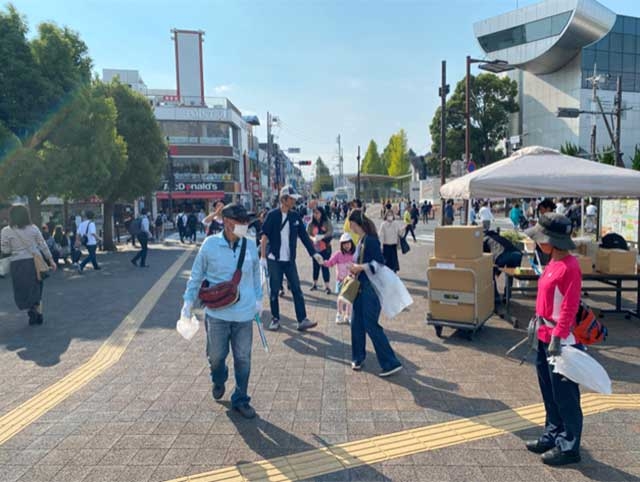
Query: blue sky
13 0 640 177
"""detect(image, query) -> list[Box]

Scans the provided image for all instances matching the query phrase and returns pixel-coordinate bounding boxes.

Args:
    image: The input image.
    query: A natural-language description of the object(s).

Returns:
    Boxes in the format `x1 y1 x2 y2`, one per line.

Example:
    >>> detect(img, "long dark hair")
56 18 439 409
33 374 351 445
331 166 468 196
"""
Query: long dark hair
348 210 377 237
311 207 327 227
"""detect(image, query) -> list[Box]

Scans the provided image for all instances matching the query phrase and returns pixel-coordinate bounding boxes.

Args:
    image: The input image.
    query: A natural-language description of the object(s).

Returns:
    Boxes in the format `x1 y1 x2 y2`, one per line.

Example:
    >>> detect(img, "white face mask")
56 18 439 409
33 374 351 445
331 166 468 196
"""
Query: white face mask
233 224 249 238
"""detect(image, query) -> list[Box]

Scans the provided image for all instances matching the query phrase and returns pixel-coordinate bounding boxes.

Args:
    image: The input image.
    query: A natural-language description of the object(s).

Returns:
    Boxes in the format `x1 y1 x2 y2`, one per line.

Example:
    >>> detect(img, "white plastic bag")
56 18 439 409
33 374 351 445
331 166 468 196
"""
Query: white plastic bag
549 346 612 395
176 314 200 341
364 261 413 319
0 257 9 277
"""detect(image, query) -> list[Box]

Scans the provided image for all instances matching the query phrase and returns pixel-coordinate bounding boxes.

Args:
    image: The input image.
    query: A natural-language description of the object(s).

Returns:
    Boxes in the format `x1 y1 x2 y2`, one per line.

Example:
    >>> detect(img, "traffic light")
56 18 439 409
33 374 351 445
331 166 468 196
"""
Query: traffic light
298 160 312 166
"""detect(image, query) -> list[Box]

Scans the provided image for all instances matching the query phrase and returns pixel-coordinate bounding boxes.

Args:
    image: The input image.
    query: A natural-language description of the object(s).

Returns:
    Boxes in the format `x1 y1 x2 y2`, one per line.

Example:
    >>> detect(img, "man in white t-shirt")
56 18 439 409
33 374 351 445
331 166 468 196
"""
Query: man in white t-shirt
260 186 323 332
477 202 494 231
77 211 102 273
585 202 597 232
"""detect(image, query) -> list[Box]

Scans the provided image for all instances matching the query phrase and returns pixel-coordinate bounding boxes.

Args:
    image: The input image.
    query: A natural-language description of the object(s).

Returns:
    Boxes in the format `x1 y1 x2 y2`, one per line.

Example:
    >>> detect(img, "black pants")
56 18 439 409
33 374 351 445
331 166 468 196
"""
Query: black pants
536 342 583 454
312 249 331 283
268 259 306 322
80 245 100 270
404 224 416 242
132 233 149 266
178 226 186 243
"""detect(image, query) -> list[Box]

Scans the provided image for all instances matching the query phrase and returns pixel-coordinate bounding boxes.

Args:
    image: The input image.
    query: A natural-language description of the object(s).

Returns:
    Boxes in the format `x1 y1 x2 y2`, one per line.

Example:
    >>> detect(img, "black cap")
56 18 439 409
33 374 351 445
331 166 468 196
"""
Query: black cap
221 203 249 223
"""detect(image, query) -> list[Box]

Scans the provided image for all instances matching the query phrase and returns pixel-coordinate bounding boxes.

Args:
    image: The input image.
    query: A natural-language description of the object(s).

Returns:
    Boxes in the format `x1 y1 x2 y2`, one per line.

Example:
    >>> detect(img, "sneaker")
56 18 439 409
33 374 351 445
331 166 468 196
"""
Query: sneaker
268 318 280 331
94 266 102 271
309 285 318 291
351 361 363 371
131 259 138 267
335 313 343 324
379 365 403 377
297 318 317 331
325 287 332 295
212 384 225 400
233 403 256 419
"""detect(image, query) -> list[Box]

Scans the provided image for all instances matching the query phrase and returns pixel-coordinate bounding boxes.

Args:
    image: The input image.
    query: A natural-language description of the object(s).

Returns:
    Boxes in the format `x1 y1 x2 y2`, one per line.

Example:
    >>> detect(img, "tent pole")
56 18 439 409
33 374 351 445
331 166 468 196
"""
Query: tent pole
581 198 585 237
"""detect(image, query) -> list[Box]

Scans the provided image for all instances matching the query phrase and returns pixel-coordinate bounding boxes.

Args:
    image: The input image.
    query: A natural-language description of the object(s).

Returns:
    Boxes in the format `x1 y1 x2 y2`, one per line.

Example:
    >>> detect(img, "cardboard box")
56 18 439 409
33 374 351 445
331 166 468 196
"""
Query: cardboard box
428 254 494 292
429 285 495 324
573 254 593 274
595 249 637 274
434 226 484 260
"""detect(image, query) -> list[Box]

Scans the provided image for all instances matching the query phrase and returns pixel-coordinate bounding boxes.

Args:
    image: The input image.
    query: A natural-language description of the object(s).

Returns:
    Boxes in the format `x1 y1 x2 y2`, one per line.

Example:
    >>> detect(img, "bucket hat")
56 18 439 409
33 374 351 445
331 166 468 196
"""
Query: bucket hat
339 232 352 244
525 213 575 251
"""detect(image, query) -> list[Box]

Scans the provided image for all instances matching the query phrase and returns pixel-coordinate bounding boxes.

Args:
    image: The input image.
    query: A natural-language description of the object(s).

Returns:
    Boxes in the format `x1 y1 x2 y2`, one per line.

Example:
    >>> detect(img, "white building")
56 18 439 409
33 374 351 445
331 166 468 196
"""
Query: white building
474 0 640 165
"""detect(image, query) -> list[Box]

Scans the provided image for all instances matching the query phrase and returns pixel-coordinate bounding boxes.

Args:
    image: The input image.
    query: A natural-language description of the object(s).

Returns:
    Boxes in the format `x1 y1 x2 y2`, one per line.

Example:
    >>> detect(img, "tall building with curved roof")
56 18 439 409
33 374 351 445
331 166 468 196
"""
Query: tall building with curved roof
474 0 640 165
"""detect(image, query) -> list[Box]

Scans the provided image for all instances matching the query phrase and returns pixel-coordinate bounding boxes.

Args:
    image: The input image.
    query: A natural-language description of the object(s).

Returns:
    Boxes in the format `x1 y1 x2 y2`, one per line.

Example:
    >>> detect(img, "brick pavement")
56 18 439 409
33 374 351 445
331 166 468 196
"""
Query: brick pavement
0 230 639 482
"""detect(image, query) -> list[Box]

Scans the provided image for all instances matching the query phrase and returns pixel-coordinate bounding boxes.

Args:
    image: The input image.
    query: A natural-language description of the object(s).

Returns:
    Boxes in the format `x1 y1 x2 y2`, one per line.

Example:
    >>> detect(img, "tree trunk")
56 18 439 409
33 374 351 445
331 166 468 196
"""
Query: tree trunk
28 197 43 227
102 200 117 251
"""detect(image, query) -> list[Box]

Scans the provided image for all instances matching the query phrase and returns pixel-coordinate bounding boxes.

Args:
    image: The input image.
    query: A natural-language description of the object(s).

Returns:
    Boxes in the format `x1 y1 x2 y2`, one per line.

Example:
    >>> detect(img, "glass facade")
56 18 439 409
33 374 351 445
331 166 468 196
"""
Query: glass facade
171 157 238 182
159 120 232 146
581 15 640 93
478 11 572 53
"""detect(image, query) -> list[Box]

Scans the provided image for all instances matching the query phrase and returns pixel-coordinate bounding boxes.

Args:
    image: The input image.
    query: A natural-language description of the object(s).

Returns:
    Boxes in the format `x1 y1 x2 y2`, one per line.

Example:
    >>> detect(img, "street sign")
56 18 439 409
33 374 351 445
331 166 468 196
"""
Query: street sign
287 148 301 154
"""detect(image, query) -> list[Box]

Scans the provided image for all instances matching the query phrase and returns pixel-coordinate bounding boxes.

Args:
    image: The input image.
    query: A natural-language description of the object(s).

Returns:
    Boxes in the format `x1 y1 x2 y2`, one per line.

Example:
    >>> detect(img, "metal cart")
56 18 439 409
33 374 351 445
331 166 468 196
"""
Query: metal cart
426 266 494 340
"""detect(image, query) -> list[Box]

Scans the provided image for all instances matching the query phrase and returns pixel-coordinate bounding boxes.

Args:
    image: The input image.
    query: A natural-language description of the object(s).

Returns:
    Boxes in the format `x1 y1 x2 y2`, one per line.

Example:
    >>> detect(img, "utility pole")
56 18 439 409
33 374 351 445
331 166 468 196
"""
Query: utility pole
614 75 623 167
439 60 449 225
337 134 344 187
589 65 598 161
266 111 272 201
356 145 361 200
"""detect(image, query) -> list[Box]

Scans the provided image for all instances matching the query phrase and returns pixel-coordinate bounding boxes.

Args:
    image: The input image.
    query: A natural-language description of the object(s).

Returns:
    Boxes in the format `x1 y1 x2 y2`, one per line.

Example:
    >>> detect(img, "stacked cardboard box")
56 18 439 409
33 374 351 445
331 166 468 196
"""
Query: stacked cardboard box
429 226 495 323
595 248 638 274
573 254 594 274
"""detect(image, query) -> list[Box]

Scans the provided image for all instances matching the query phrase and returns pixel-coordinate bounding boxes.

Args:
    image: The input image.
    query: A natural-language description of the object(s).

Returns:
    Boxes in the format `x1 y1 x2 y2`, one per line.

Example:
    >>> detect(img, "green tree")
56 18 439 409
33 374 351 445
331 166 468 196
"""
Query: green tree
312 156 334 194
560 142 580 157
96 80 167 251
429 73 518 166
361 139 385 174
598 146 616 165
631 145 640 171
385 129 411 177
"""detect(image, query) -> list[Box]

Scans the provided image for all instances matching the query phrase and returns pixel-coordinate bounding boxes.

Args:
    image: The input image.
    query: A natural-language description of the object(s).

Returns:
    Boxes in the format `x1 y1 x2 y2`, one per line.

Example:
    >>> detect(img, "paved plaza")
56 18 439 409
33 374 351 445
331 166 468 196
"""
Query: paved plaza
0 229 639 482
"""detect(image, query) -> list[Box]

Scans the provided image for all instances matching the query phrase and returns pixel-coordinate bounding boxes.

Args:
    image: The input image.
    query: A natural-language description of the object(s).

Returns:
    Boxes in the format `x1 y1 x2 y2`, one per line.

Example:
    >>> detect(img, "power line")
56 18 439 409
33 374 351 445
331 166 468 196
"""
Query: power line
276 121 336 147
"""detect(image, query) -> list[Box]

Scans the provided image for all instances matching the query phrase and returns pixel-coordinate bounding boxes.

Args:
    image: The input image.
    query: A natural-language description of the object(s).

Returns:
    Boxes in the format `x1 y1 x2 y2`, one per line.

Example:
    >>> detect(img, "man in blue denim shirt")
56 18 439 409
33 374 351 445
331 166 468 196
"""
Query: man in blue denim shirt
181 204 262 419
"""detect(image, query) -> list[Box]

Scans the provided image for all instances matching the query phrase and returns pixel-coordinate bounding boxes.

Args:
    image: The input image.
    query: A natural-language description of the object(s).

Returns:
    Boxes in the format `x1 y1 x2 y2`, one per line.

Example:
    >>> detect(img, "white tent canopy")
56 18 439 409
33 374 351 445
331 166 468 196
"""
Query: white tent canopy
440 146 640 200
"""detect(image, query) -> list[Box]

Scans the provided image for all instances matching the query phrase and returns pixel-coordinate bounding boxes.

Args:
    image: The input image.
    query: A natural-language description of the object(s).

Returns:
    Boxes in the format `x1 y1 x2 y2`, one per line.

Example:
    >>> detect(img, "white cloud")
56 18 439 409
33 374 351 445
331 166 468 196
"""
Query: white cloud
213 84 234 94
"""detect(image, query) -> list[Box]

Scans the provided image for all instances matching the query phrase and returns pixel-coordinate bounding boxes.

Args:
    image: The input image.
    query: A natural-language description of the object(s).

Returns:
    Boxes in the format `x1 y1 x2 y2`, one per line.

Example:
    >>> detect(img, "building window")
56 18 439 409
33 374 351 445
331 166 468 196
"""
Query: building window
478 11 572 53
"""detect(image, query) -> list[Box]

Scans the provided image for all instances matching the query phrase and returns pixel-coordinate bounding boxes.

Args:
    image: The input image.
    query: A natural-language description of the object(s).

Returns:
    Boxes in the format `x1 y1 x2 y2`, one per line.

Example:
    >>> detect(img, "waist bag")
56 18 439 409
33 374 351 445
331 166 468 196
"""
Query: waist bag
198 238 246 309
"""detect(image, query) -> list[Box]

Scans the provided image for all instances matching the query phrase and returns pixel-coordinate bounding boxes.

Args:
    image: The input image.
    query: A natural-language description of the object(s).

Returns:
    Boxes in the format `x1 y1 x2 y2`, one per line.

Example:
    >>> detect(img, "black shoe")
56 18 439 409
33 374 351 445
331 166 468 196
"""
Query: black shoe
233 403 256 419
140 265 149 268
309 285 318 291
541 446 581 466
94 266 102 271
325 287 332 294
131 259 138 267
525 439 555 454
212 384 225 400
28 310 38 325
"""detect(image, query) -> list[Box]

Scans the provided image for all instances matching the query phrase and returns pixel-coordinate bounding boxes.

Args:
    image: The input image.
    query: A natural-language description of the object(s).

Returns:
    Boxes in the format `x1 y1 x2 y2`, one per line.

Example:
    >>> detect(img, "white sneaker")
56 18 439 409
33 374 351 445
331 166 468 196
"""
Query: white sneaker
335 313 343 324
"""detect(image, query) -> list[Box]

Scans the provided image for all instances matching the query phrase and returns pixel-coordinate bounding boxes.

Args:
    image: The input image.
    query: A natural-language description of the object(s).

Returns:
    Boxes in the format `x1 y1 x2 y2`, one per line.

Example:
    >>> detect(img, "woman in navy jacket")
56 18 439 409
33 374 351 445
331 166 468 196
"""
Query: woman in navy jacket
347 210 403 377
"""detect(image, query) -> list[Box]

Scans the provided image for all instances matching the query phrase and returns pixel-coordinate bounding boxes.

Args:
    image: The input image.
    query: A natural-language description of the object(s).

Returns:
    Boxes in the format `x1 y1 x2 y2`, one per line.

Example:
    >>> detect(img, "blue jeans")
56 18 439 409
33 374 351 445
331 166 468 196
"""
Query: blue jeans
267 259 306 322
80 244 99 269
351 283 401 371
205 316 253 408
536 342 583 454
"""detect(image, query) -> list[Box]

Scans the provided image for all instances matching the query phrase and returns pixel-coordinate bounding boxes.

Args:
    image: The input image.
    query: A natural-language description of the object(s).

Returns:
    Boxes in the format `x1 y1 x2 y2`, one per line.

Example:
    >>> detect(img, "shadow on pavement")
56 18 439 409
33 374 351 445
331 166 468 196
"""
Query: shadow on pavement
226 409 390 482
0 247 189 367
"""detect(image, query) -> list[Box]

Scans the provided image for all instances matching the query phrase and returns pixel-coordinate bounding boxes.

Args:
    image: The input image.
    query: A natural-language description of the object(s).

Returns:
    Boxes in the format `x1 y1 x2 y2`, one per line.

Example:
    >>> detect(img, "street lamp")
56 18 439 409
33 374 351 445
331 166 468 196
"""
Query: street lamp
462 56 513 224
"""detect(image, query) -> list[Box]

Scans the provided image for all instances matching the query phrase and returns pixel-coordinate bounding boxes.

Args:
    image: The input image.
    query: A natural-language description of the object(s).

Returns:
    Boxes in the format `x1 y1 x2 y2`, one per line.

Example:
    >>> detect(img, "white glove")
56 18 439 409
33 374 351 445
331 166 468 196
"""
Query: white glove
260 258 268 270
313 253 324 265
181 301 193 319
255 299 263 315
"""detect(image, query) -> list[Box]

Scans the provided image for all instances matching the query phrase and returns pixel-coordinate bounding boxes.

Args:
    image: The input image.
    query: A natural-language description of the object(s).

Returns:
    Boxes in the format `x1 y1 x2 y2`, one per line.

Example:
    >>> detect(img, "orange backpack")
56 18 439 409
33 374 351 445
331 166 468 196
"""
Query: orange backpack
573 302 607 345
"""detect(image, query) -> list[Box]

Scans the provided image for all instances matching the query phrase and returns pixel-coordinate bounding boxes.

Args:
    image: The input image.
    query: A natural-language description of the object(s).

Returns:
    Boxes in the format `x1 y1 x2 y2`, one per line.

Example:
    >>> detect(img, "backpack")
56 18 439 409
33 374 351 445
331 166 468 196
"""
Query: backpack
600 232 628 251
177 215 185 229
573 302 607 345
129 217 142 236
155 215 163 227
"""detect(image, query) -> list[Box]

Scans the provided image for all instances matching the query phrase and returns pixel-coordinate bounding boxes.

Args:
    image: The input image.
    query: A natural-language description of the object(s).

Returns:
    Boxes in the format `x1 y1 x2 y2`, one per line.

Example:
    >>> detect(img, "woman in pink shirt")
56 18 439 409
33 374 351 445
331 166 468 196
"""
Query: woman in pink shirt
524 213 583 466
324 233 355 324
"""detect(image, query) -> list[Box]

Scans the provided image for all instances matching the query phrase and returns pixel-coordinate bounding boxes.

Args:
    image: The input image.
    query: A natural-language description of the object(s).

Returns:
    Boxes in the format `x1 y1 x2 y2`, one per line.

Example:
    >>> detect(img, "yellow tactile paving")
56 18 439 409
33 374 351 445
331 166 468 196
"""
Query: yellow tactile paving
166 393 640 482
0 249 192 446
